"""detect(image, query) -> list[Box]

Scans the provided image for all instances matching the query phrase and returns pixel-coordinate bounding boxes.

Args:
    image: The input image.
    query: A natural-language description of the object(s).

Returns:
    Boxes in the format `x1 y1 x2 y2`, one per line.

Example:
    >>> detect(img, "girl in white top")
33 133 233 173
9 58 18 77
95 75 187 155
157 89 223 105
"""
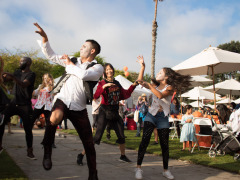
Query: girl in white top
32 73 54 129
135 66 191 180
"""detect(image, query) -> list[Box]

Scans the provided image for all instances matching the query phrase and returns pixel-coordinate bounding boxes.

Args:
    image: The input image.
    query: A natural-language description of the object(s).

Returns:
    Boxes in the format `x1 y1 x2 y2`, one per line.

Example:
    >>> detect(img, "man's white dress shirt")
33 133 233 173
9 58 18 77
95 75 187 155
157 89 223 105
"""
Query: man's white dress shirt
40 41 104 111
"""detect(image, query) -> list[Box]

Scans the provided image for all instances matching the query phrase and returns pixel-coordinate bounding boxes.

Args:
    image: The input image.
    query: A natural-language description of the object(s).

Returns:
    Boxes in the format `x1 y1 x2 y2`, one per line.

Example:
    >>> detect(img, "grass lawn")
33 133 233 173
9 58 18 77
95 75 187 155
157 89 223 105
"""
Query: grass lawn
61 129 240 174
0 150 27 180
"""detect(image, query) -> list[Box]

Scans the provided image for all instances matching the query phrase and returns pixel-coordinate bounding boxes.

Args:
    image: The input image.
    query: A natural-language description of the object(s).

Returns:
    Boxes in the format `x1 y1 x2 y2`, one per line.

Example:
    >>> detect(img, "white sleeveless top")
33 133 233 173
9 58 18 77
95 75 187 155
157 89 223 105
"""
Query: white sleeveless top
148 85 172 117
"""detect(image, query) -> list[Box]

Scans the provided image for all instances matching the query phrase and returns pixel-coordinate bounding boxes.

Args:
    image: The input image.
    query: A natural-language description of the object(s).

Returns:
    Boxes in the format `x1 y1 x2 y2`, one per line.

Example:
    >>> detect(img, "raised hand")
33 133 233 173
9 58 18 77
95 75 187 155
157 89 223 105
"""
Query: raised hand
33 22 48 43
136 56 145 67
61 54 74 66
138 80 150 89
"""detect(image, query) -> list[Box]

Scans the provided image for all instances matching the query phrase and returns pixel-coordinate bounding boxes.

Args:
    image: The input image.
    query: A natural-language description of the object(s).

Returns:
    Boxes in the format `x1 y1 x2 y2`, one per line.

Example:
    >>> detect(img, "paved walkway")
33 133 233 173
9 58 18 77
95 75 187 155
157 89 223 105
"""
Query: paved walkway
2 126 240 180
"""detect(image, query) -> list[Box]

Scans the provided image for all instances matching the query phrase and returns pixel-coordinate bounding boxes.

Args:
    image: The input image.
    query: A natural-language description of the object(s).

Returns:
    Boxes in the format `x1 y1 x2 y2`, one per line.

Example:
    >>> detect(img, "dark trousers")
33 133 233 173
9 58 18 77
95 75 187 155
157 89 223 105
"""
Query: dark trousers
137 121 170 169
94 105 125 145
32 106 51 125
42 99 97 174
0 103 34 148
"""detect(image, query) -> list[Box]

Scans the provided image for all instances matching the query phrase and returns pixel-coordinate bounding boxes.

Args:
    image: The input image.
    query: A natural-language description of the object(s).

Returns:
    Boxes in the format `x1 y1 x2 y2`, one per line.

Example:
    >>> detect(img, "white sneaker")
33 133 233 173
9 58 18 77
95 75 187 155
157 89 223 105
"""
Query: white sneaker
163 170 174 179
135 168 143 179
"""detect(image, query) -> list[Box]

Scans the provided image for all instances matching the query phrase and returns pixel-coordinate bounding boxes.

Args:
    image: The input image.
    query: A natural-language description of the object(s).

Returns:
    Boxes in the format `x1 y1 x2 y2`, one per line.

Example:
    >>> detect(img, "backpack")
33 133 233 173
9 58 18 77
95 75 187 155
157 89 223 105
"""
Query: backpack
83 62 98 105
51 57 98 104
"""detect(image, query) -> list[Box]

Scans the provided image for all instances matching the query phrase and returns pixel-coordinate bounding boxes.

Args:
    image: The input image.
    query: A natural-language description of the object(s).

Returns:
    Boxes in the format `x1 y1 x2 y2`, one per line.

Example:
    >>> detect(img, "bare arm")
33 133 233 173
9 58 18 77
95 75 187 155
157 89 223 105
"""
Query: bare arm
140 81 173 99
136 56 145 81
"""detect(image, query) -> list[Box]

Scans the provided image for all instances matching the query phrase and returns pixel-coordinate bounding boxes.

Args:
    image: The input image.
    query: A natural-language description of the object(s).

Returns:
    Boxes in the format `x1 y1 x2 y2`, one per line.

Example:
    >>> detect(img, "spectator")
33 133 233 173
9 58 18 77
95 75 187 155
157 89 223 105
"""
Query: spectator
180 105 196 152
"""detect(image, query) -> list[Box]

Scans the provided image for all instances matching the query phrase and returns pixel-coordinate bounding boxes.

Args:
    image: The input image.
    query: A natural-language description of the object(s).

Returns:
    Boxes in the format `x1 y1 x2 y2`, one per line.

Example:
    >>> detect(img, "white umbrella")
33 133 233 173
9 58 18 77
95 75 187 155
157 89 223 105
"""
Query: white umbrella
190 75 212 87
190 101 204 108
203 79 240 98
173 46 240 108
216 98 233 104
234 98 240 104
182 86 221 100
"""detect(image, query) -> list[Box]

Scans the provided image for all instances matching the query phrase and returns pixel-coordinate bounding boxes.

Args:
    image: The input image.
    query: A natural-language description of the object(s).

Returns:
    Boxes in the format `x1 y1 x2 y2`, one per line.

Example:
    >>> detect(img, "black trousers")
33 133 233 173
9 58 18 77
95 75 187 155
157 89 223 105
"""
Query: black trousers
93 105 125 145
42 99 97 174
0 102 34 148
137 121 170 169
32 106 51 125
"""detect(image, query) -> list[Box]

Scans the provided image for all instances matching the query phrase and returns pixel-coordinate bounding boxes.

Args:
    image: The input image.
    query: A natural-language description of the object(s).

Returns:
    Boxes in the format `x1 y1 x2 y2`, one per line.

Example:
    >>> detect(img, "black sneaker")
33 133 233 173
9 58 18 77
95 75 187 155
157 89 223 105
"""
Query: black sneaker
119 155 131 163
77 153 84 165
27 148 37 160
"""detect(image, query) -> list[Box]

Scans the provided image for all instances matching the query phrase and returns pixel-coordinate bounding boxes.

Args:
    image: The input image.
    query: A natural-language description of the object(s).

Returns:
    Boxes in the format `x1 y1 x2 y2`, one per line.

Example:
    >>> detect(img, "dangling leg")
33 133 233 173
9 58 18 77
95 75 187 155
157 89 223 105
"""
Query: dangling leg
42 107 63 170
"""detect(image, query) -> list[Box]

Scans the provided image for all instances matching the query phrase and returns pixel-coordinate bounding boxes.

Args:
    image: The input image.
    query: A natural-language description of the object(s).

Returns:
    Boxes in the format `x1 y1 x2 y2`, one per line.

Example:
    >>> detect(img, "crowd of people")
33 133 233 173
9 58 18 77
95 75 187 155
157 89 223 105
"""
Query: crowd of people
1 22 239 180
0 22 191 180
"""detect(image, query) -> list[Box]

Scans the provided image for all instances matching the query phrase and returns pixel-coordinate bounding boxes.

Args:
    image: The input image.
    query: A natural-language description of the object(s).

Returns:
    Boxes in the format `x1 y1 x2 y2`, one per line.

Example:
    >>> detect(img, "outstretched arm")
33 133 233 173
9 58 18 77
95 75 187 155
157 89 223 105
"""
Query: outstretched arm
34 23 65 67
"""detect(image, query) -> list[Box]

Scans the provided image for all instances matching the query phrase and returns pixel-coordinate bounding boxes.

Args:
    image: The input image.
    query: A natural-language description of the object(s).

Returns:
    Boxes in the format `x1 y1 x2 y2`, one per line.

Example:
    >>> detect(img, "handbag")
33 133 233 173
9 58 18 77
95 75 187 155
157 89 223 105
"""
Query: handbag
134 110 139 122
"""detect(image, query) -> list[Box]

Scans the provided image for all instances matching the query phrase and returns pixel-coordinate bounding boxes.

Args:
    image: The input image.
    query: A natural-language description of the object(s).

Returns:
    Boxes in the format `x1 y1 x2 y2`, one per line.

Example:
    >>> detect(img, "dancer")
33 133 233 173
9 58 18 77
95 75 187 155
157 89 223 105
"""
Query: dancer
32 73 56 147
135 65 191 180
34 23 103 180
0 56 36 159
93 58 144 161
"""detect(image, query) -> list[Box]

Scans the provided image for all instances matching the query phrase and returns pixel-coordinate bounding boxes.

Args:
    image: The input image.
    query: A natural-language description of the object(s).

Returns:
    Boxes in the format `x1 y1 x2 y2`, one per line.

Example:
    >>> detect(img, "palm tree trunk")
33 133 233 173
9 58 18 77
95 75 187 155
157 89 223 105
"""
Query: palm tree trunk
151 0 158 78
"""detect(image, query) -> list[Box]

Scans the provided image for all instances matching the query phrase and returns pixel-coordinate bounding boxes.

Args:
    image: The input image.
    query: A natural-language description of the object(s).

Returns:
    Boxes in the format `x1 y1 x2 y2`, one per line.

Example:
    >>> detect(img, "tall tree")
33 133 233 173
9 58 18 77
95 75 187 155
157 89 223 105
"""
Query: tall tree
216 41 240 81
151 0 164 78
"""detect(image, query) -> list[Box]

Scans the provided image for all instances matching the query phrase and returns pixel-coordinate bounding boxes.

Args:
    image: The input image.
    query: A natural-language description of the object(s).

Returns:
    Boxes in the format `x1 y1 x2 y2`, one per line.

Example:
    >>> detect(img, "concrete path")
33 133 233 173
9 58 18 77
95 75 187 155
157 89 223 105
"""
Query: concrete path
2 126 240 180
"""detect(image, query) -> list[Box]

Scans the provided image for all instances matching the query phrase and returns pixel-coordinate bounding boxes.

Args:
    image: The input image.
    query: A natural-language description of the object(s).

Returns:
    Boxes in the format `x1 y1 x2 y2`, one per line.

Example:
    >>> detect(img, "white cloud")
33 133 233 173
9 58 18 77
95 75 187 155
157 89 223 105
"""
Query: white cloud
0 0 240 76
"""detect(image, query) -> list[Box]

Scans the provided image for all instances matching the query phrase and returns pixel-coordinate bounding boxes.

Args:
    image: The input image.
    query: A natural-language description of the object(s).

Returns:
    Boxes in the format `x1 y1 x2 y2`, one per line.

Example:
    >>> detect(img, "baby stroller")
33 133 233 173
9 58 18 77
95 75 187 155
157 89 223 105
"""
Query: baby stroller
208 118 240 161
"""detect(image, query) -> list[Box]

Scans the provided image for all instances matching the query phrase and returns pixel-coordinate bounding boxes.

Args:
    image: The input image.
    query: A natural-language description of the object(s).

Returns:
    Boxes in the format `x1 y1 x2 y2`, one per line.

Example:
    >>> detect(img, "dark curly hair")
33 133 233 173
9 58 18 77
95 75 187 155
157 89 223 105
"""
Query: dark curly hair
163 67 191 93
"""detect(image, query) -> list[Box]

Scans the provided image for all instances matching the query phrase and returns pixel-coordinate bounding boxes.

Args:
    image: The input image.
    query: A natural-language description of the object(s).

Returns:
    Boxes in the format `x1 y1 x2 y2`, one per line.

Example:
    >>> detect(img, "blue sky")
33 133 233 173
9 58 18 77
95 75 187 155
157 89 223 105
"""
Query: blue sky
1 0 240 75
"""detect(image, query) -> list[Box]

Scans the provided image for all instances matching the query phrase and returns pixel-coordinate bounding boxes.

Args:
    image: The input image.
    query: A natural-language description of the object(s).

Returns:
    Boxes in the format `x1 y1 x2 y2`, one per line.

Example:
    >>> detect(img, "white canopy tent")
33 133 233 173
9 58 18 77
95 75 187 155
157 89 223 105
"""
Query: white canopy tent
114 75 152 104
173 46 240 108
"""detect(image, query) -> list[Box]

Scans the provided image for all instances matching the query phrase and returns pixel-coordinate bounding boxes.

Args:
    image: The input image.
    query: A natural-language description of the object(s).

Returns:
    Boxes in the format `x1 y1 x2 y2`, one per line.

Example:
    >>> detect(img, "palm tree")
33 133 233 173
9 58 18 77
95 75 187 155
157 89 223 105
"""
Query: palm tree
151 0 164 78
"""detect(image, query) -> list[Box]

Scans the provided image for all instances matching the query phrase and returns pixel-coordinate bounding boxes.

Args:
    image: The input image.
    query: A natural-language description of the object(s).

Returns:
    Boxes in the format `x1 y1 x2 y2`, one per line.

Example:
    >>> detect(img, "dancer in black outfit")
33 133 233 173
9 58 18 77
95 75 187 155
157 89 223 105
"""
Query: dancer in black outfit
0 56 36 159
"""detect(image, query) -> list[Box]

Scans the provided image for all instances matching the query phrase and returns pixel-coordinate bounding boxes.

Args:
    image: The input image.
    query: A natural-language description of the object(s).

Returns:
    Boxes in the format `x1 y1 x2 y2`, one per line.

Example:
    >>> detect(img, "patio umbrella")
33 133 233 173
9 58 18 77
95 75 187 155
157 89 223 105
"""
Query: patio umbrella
189 101 204 108
234 98 240 104
181 86 221 108
203 79 240 102
190 76 212 87
216 98 233 104
182 86 221 100
173 46 240 108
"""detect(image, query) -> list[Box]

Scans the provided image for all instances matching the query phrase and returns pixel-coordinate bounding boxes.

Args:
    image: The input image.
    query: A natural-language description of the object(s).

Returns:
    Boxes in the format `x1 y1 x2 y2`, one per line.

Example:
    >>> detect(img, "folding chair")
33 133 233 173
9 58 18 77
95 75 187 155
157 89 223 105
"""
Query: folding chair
169 117 179 139
192 118 212 153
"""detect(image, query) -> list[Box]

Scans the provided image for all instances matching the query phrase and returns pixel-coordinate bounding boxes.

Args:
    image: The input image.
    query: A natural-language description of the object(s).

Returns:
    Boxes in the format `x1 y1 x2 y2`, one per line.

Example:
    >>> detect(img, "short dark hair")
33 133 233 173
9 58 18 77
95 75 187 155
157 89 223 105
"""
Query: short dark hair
86 39 101 55
103 63 115 78
22 57 32 65
185 105 192 110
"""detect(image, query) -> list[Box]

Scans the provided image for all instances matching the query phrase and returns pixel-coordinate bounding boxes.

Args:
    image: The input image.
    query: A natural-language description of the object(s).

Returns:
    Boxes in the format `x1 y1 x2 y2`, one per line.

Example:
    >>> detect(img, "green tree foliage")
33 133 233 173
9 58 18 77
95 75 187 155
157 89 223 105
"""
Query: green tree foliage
0 49 52 89
51 65 65 79
216 41 240 82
